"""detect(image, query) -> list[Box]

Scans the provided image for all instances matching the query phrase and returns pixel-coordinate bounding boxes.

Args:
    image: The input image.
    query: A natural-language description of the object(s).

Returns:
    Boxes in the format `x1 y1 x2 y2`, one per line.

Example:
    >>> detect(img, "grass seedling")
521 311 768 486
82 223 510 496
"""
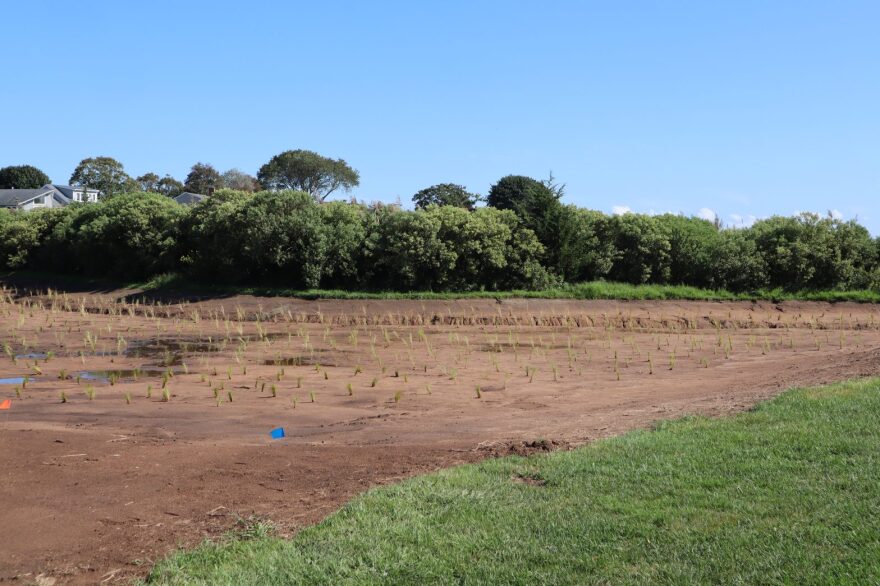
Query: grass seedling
371 377 378 388
347 383 353 396
162 387 171 402
227 391 233 402
124 392 132 404
310 391 316 403
146 385 153 399
475 385 482 399
296 376 302 389
393 390 402 403
60 391 67 403
85 385 96 401
271 384 277 398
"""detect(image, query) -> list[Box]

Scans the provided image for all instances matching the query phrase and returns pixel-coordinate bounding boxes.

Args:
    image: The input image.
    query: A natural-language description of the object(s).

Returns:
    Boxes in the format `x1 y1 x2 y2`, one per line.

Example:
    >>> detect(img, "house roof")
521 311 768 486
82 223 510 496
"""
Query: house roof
0 188 53 207
174 192 208 205
47 184 100 199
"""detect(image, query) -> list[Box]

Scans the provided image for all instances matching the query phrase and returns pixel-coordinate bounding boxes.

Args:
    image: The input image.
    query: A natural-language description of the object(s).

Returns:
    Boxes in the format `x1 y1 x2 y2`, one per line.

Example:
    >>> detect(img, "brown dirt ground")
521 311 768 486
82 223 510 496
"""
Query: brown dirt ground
1 289 880 584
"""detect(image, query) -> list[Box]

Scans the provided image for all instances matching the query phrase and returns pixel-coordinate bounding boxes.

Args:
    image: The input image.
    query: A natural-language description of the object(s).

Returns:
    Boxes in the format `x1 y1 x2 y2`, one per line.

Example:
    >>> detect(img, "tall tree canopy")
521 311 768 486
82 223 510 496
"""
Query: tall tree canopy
184 163 221 194
69 156 136 197
412 183 480 210
486 174 564 263
0 165 50 189
156 175 184 197
257 149 360 201
136 172 161 192
221 168 259 192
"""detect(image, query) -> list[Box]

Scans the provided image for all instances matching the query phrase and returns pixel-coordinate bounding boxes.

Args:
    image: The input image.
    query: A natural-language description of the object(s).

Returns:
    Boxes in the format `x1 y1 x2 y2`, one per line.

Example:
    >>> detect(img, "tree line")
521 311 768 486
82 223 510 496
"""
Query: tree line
0 174 876 293
0 149 360 199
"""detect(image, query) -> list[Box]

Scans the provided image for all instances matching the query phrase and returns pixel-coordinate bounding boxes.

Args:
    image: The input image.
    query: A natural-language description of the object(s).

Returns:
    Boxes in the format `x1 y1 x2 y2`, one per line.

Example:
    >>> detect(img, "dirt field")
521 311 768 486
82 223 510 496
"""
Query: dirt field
2 288 880 584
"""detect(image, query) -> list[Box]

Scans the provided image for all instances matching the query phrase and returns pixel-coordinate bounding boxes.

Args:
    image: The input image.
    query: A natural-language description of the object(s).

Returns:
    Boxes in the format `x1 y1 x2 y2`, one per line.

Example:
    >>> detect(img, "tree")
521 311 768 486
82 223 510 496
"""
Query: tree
257 149 360 201
0 165 50 189
184 163 221 195
551 206 615 282
412 183 480 210
69 156 136 197
711 228 768 291
486 174 564 266
156 175 184 197
136 172 161 193
487 175 560 219
655 214 721 287
607 213 672 284
221 168 259 192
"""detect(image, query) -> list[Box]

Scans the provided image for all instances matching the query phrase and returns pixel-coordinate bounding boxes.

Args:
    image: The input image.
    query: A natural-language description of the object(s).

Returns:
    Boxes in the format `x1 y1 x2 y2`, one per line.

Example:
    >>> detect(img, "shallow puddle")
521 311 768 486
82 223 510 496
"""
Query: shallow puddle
15 352 48 360
0 377 32 384
75 369 169 383
125 338 223 366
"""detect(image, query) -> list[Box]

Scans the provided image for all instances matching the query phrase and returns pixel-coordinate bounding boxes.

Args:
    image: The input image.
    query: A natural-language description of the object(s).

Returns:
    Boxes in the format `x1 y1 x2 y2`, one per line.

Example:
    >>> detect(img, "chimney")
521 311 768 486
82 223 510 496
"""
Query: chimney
207 187 215 196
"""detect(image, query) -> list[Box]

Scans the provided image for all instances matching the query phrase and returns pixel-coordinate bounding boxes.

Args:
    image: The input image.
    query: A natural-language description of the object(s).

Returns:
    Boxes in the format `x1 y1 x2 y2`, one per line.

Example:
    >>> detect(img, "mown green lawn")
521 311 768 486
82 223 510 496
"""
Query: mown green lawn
151 379 879 584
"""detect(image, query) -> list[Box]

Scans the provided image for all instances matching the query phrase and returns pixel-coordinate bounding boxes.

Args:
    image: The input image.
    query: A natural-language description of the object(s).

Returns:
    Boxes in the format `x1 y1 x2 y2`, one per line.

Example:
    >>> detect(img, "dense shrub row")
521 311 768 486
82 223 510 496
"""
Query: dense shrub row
0 189 877 292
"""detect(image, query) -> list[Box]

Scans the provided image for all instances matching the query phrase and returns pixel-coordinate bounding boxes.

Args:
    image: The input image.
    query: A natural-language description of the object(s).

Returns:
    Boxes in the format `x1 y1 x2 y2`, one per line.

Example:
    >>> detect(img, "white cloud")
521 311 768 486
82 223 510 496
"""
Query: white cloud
611 205 632 216
697 207 716 221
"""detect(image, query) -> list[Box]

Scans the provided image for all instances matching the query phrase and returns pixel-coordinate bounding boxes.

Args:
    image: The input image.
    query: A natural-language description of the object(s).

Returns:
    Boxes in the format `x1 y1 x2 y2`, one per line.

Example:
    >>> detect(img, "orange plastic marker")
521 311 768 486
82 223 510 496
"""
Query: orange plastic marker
0 399 11 410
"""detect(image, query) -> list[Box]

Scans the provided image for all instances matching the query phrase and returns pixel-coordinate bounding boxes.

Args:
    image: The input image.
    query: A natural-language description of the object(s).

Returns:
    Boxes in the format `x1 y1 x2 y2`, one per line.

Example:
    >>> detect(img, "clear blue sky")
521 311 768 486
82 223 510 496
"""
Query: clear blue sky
3 1 878 232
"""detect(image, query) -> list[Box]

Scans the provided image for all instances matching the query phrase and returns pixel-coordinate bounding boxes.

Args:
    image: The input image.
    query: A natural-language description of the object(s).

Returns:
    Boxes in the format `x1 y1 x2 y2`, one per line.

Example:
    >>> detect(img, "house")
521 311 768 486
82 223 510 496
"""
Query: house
0 184 101 211
49 184 101 204
173 191 208 205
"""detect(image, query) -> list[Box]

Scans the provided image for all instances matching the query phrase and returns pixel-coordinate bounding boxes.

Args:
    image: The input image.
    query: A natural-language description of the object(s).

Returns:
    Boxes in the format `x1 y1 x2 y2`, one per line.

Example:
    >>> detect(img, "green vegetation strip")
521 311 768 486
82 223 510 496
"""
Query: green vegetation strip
149 379 880 584
5 271 880 303
140 274 880 302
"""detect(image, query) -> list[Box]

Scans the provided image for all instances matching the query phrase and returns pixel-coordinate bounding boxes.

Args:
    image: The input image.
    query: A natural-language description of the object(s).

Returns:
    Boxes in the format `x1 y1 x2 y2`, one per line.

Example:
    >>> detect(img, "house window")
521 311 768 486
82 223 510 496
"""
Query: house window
33 196 45 205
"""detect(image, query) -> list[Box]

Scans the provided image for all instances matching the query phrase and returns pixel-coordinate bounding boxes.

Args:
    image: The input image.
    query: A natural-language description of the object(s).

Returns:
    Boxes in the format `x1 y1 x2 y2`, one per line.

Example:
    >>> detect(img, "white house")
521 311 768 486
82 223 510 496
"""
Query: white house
0 184 101 211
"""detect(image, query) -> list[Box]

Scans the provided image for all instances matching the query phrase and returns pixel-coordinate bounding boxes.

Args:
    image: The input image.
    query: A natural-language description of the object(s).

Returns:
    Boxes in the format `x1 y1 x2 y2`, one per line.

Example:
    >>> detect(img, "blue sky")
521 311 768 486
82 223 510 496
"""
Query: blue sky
3 1 879 232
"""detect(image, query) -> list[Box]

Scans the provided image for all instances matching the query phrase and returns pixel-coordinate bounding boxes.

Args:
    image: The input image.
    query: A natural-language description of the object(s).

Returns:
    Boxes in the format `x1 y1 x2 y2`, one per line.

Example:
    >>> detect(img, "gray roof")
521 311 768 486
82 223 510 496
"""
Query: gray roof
0 188 53 207
49 184 100 199
174 192 208 205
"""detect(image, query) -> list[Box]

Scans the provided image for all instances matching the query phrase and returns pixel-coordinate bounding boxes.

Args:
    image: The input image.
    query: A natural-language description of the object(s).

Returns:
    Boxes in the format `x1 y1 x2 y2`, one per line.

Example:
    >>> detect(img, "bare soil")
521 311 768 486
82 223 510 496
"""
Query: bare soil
2 290 879 584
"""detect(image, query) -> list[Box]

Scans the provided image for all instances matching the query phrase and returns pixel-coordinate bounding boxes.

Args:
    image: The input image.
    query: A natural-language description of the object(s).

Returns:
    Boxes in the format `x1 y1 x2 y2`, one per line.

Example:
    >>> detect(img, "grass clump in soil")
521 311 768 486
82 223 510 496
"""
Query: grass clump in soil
148 378 880 585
